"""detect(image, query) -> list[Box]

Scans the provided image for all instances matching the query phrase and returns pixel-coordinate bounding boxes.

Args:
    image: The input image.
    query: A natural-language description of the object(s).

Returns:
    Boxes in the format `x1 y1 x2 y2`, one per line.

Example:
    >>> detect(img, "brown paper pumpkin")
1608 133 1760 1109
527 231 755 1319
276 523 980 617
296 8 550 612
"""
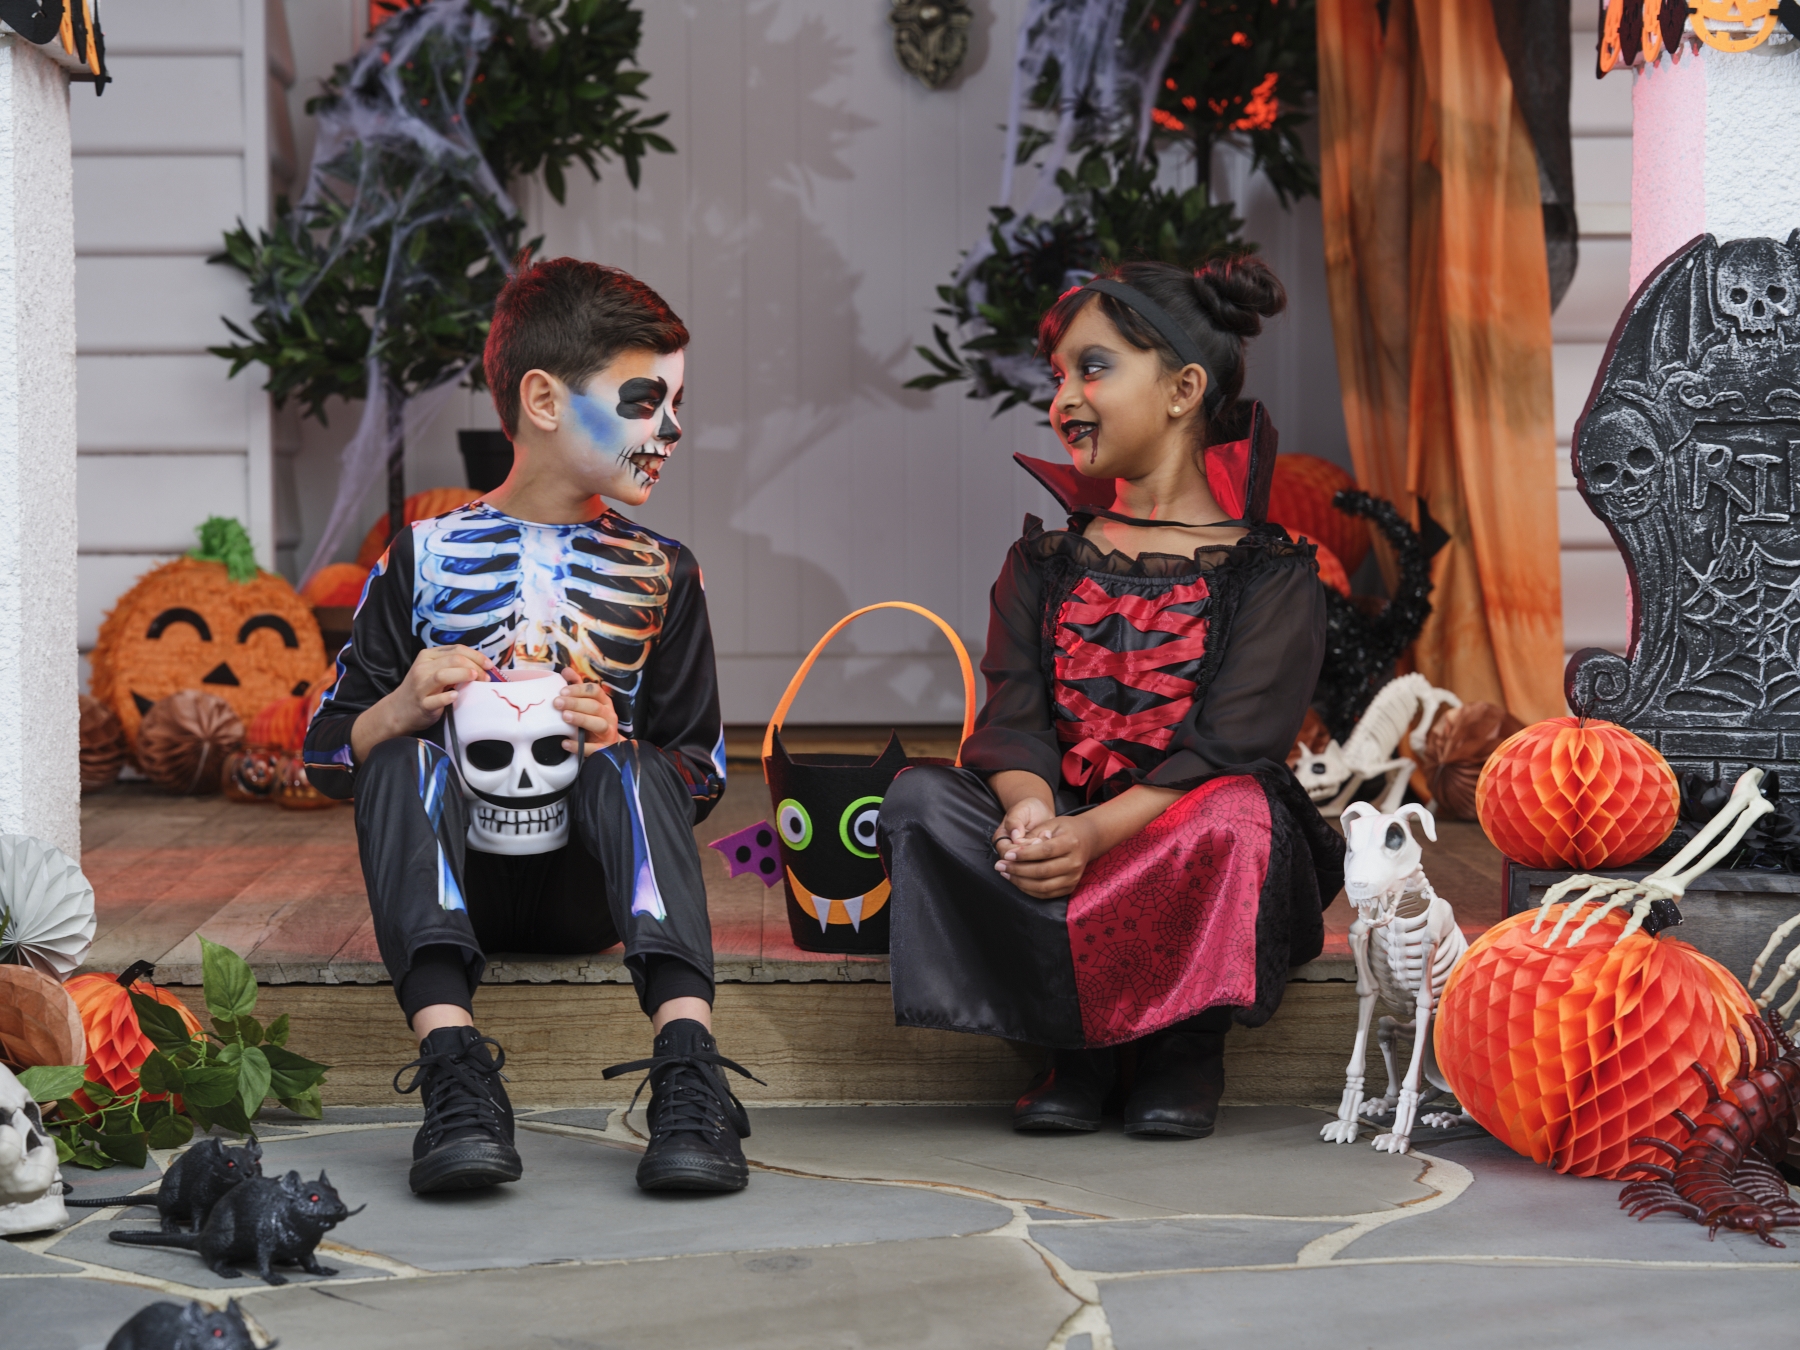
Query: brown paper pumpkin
90 557 327 750
1419 702 1525 820
355 487 480 568
78 693 127 792
0 964 85 1071
136 691 245 795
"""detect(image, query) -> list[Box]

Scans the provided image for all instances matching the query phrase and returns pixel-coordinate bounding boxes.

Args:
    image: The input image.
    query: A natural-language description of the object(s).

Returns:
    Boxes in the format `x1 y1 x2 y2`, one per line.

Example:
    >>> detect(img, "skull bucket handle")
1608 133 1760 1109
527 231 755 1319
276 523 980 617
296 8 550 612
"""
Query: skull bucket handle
757 602 976 955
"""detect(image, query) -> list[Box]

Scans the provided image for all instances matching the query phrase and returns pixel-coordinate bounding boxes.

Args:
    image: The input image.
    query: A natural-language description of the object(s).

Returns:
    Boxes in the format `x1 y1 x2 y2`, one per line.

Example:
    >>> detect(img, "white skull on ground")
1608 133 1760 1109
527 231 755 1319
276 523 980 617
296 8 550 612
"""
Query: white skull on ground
450 673 582 855
0 1064 65 1234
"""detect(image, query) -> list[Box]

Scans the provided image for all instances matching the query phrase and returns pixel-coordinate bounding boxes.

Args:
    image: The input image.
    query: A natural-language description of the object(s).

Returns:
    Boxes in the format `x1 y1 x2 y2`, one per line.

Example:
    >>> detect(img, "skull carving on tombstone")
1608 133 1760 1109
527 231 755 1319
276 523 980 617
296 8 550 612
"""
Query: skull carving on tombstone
449 673 582 855
1715 238 1799 336
1578 403 1666 522
0 1064 66 1235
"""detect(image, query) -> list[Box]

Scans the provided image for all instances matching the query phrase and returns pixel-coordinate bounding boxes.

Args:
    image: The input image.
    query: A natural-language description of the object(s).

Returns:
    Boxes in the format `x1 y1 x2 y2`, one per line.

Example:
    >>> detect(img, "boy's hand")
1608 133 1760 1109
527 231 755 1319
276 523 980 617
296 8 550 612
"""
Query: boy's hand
350 645 495 762
994 814 1101 900
555 669 619 755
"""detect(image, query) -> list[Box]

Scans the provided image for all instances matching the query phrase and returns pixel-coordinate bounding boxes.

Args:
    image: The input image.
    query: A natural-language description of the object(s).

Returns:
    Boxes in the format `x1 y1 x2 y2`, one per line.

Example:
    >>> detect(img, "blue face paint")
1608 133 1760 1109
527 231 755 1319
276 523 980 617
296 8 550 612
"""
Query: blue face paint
569 389 634 460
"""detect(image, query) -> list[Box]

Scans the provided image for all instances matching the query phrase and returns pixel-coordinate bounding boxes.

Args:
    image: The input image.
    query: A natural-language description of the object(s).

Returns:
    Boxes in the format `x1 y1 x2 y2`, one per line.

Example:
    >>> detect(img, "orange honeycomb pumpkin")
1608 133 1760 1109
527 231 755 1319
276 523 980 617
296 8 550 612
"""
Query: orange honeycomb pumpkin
299 561 372 609
64 971 203 1099
90 557 327 751
248 692 315 752
1436 904 1754 1179
355 487 481 568
1267 455 1368 575
1475 716 1678 869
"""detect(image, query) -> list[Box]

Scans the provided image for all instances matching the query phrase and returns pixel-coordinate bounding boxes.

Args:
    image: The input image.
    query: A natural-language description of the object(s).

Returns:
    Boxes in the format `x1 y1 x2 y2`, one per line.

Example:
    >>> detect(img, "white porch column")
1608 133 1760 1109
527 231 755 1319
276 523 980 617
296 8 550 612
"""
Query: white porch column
1631 39 1800 290
0 36 76 858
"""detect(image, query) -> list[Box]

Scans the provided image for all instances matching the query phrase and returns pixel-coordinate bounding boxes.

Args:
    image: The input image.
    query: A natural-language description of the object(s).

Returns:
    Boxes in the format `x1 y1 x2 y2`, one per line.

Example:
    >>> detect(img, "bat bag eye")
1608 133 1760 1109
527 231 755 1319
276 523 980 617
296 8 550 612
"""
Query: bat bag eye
763 602 976 955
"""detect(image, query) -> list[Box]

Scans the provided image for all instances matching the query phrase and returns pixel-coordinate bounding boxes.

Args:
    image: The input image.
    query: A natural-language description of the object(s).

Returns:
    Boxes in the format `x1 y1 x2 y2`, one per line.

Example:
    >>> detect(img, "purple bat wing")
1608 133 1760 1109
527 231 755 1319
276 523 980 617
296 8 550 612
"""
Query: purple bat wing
706 820 783 887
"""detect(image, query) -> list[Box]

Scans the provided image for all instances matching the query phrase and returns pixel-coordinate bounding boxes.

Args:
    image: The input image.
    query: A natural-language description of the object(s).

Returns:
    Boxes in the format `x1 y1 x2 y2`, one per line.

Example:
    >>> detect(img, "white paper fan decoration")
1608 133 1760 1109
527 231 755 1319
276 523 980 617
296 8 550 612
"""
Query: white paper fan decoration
0 835 95 979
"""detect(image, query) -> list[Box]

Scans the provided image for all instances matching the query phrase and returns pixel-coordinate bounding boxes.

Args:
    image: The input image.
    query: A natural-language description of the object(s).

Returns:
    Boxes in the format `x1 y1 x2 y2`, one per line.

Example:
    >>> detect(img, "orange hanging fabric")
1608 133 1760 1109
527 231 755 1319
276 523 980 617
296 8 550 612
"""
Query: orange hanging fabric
1317 0 1564 723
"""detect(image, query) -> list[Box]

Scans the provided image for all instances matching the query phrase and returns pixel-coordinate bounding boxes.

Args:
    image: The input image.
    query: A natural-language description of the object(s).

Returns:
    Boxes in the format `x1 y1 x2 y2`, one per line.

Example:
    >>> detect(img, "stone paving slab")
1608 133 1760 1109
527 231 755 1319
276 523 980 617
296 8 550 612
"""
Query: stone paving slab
240 1235 1081 1350
214 1124 1010 1272
1099 1264 1788 1350
1031 1216 1348 1272
1349 1135 1800 1264
0 1276 185 1350
734 1104 1435 1218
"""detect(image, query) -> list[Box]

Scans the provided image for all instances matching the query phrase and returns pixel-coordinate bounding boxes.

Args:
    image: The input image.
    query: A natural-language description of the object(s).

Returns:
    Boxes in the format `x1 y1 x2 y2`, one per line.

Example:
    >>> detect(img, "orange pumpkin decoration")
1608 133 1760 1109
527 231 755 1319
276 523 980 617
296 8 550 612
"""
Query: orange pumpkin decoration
300 562 372 609
1313 541 1351 597
223 748 281 804
1693 0 1778 51
248 693 312 752
1475 716 1678 869
1436 904 1755 1178
63 969 203 1099
1267 455 1368 576
91 549 327 752
355 487 481 568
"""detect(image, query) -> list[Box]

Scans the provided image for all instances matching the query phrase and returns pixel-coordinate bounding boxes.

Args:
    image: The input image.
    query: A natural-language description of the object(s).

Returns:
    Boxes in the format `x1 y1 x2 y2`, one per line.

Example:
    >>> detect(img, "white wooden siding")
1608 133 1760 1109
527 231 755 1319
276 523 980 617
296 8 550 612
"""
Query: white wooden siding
71 0 288 659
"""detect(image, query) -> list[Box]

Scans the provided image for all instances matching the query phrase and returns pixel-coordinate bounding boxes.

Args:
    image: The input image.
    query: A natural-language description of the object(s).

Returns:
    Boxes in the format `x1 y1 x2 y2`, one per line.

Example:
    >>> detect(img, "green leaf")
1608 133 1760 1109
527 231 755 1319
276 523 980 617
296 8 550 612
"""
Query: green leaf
200 936 258 1020
275 1085 323 1120
261 1044 330 1100
203 1094 253 1137
212 1015 263 1047
80 1079 114 1107
176 1062 241 1110
235 1045 273 1119
129 993 196 1054
16 1065 85 1102
96 1131 149 1170
136 1051 183 1098
65 1142 111 1170
52 1133 73 1164
146 1113 194 1150
264 1013 290 1048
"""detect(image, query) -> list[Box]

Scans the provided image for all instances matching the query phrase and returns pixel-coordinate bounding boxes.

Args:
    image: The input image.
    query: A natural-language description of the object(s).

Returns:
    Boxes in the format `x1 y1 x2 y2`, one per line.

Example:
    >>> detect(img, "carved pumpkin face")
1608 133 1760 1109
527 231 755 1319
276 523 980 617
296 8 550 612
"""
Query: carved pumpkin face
90 558 327 749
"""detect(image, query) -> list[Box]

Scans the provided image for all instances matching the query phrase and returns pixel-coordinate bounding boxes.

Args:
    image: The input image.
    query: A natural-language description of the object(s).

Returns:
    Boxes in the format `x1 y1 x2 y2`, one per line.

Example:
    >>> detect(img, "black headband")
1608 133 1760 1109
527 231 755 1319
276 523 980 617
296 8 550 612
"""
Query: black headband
1081 278 1222 411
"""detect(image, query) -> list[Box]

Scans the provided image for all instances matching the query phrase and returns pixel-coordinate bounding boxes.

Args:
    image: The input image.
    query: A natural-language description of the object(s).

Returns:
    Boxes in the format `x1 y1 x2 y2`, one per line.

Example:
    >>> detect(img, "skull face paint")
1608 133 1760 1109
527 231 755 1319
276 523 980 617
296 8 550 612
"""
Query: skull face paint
567 350 685 506
449 674 582 854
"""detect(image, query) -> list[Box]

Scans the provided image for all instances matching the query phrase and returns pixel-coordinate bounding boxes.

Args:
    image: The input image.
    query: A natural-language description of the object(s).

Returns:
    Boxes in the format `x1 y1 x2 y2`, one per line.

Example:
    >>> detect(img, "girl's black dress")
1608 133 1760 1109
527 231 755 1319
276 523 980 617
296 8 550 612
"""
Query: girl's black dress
879 432 1345 1049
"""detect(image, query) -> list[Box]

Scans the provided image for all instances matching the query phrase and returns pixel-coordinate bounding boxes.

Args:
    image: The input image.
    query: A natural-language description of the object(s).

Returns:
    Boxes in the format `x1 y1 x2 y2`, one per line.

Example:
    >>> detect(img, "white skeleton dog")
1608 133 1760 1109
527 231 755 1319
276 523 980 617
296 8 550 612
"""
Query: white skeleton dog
1320 802 1471 1155
1293 673 1461 818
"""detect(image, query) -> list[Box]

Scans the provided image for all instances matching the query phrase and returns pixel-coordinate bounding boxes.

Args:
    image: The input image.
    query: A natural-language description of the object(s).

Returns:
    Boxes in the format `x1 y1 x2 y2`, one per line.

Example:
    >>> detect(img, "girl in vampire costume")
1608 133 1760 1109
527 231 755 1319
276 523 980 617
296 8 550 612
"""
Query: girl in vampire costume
879 259 1344 1138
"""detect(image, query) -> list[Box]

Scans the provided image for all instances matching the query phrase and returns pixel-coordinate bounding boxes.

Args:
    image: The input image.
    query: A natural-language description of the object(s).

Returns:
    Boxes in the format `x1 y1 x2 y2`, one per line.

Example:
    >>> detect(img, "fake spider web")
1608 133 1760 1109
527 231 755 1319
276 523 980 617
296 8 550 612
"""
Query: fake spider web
1674 530 1800 713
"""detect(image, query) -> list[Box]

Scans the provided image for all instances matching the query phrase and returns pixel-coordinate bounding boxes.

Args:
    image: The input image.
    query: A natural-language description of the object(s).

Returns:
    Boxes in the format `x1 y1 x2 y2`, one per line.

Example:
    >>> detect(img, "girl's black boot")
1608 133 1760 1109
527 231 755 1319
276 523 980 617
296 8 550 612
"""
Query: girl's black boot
1013 1047 1117 1132
1123 1014 1228 1139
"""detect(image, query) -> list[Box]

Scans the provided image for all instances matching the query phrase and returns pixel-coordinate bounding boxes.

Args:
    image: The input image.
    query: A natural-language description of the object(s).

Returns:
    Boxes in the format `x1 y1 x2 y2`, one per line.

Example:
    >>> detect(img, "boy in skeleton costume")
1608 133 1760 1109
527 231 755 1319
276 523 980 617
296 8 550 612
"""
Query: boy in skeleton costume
304 259 756 1198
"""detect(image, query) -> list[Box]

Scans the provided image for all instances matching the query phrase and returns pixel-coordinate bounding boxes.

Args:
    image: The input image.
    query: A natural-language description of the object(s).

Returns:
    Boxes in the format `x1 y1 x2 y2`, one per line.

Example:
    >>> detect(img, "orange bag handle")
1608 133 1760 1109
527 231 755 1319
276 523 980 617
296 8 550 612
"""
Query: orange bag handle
762 602 977 777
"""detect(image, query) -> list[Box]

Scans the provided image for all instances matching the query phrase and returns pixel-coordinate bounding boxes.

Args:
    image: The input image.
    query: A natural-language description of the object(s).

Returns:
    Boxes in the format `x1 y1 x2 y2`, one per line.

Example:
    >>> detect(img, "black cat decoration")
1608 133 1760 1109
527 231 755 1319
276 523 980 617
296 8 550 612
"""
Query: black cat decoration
710 602 974 957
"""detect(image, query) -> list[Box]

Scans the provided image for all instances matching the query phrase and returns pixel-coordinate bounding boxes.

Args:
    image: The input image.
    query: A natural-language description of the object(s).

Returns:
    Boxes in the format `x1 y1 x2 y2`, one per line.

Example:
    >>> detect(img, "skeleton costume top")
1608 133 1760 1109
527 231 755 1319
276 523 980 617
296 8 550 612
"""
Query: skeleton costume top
304 500 728 819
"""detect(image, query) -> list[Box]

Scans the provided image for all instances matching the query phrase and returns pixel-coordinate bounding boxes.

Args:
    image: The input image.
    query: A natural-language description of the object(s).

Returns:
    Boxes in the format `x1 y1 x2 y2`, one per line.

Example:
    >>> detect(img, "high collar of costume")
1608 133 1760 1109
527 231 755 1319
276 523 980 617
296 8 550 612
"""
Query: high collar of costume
1014 399 1279 527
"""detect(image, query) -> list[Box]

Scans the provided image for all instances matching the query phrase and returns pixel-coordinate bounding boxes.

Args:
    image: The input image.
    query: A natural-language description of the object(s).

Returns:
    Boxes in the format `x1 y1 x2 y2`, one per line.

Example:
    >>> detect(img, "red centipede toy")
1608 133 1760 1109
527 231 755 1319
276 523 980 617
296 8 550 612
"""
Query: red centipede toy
1618 1010 1800 1246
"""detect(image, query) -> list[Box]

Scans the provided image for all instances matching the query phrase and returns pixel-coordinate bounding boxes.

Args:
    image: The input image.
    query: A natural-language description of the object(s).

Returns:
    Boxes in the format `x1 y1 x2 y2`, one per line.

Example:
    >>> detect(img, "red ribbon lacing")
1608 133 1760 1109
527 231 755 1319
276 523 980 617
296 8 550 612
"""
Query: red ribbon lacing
1054 577 1210 787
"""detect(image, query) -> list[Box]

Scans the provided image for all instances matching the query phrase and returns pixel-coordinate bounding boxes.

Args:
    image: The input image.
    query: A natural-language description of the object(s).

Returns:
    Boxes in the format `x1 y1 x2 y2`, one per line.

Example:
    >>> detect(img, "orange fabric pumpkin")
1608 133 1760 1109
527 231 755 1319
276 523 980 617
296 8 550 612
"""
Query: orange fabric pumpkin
300 562 372 609
1436 904 1755 1179
90 557 327 751
248 693 312 752
1474 716 1678 869
1267 455 1368 575
355 487 481 568
63 971 203 1098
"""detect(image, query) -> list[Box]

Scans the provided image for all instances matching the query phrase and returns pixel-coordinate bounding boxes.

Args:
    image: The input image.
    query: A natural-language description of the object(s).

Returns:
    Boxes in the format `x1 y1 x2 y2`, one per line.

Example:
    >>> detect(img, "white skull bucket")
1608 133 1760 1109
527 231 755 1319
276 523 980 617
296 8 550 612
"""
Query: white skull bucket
449 674 582 855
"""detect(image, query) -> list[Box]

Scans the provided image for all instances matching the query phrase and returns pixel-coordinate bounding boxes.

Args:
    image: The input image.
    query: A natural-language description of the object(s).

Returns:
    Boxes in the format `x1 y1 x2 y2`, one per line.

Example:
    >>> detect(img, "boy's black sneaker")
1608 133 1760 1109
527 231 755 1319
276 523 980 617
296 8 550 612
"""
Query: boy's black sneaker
394 1025 524 1194
604 1018 763 1192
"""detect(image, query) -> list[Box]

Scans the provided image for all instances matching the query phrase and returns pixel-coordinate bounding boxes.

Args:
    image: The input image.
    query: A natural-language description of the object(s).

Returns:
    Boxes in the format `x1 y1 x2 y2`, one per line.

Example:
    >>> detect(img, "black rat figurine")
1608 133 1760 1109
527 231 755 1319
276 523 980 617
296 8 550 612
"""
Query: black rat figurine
109 1168 363 1286
105 1297 265 1350
69 1137 263 1232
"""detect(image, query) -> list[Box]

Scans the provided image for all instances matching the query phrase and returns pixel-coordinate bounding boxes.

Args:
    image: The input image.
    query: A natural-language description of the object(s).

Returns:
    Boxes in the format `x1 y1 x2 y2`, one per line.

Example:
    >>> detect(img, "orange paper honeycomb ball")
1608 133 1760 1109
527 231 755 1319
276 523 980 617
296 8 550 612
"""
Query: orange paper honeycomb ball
1267 454 1367 575
1435 904 1753 1179
64 972 203 1100
1474 716 1677 868
356 487 481 567
300 562 371 609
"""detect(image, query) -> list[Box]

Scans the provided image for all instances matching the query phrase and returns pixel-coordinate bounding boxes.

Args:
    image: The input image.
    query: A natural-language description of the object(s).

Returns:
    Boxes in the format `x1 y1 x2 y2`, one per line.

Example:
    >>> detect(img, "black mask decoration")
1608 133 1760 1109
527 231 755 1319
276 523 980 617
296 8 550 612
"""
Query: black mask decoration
764 730 911 955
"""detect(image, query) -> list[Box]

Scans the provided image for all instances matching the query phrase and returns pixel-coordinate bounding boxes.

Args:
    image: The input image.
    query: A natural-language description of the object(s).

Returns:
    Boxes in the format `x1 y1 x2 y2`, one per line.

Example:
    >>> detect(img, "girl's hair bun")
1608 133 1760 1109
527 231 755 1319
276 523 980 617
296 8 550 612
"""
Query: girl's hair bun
1191 255 1287 337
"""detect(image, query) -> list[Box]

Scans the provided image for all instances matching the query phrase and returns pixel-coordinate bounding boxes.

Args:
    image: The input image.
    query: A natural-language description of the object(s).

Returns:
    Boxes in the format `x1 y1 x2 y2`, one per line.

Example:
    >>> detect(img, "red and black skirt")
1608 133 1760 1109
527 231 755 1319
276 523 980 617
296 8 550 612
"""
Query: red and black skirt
878 765 1341 1048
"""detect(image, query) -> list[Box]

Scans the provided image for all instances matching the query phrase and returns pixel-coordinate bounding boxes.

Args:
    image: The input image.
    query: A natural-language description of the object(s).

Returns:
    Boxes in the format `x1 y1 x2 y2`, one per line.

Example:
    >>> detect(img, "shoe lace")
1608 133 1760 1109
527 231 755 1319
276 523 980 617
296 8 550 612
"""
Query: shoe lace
394 1036 508 1142
603 1045 764 1141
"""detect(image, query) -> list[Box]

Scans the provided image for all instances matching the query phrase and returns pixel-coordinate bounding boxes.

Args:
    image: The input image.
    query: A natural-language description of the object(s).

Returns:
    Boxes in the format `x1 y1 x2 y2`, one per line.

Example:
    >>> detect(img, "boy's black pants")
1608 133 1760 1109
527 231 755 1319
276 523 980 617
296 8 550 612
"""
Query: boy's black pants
354 736 716 1022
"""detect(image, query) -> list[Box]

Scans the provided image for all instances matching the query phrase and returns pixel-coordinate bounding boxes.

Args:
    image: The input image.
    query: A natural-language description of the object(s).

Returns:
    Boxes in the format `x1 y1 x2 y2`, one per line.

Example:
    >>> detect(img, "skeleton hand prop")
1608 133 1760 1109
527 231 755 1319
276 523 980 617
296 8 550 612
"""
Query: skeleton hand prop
1533 769 1773 949
1750 901 1800 1028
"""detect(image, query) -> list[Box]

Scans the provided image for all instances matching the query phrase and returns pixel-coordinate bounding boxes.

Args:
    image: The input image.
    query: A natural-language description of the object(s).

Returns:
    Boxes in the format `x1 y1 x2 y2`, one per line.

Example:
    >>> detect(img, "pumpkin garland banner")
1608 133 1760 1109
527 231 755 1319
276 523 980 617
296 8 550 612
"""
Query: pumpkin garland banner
18 940 330 1171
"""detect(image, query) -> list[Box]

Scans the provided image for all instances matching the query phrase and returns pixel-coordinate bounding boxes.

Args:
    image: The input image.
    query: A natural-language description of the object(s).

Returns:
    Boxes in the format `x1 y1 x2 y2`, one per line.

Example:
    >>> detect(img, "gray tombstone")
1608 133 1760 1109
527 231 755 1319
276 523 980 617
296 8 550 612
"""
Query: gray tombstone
1567 231 1800 781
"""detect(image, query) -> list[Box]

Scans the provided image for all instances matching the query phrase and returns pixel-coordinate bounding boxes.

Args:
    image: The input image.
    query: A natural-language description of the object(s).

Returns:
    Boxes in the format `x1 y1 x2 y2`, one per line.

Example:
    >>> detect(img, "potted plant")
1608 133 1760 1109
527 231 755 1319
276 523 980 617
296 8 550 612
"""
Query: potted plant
211 0 674 580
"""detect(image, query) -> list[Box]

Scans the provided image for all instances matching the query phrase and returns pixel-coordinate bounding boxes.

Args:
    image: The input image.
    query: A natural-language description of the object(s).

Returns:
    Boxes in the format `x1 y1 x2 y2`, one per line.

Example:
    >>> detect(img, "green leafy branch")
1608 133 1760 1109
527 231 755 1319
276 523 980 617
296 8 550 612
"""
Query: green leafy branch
17 939 330 1171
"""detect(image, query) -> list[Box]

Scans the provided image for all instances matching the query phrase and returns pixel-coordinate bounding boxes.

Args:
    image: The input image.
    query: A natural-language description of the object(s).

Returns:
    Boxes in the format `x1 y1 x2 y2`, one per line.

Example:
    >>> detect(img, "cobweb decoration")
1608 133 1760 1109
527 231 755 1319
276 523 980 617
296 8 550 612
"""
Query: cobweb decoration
295 0 521 583
0 835 96 980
